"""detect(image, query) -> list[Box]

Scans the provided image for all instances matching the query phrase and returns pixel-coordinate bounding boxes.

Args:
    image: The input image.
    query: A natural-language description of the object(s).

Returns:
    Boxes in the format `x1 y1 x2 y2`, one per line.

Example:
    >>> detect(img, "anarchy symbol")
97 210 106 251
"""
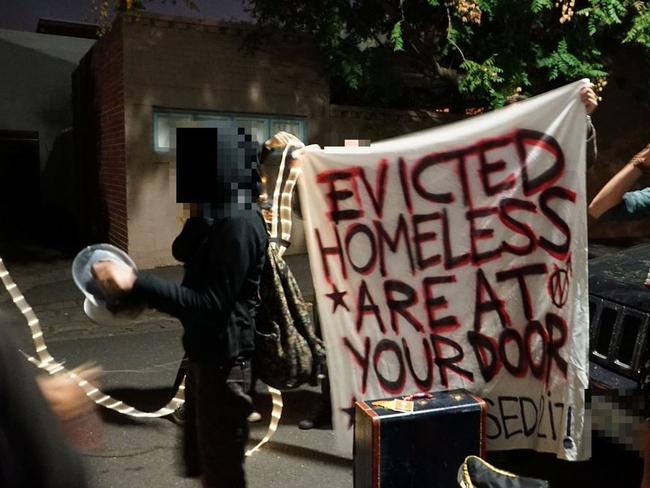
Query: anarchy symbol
548 257 571 308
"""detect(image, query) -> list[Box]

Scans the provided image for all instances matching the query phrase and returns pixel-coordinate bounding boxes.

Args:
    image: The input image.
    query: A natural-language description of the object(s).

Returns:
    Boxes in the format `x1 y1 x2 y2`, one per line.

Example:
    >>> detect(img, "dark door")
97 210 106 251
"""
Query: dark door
0 130 40 243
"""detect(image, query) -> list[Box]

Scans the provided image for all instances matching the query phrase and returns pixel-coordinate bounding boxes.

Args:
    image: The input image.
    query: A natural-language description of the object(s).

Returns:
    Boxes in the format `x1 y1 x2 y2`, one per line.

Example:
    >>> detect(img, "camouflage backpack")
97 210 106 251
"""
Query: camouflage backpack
254 244 325 390
253 134 326 390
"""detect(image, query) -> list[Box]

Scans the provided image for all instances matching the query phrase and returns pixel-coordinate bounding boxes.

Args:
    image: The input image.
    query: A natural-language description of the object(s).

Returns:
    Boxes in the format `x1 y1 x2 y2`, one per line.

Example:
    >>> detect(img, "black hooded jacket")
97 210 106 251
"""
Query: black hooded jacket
133 211 268 363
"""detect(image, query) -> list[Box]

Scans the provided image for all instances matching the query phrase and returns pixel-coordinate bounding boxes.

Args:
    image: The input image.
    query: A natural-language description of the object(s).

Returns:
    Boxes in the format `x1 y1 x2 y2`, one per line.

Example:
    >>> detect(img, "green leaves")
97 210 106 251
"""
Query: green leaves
531 0 553 14
459 57 505 106
577 0 627 35
390 21 404 51
624 4 650 48
537 39 607 81
245 0 650 110
340 58 364 90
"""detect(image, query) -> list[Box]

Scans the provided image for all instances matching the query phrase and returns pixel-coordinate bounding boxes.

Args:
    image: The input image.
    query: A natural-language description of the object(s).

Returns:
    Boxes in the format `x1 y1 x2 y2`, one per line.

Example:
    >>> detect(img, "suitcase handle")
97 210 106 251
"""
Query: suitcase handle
402 392 433 401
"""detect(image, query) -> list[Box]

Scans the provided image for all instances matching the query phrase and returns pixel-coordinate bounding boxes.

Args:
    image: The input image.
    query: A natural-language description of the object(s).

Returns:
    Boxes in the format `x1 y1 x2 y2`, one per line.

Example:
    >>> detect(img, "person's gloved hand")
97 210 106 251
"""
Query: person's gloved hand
264 131 303 150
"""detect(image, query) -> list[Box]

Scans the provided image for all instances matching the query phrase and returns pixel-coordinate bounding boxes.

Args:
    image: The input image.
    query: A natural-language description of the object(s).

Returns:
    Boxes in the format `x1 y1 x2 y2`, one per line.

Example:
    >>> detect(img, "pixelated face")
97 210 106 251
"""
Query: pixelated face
212 127 260 214
176 127 260 214
588 388 646 452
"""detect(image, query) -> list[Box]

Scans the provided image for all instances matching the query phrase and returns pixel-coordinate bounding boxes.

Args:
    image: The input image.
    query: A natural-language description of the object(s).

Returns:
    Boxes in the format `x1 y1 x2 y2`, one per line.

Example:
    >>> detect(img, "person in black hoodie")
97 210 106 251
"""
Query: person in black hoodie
92 128 268 488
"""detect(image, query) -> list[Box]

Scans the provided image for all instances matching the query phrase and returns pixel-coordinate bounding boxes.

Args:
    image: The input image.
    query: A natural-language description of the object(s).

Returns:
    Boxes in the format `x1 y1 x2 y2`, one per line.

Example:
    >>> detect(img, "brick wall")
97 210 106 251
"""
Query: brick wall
80 13 462 265
82 11 650 267
120 12 330 267
89 19 128 251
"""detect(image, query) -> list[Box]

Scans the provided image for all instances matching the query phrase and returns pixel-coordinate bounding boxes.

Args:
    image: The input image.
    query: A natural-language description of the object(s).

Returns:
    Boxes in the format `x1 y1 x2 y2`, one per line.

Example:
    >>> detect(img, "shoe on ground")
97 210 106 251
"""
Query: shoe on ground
247 410 262 423
170 404 185 426
457 455 549 488
298 418 315 430
298 410 332 430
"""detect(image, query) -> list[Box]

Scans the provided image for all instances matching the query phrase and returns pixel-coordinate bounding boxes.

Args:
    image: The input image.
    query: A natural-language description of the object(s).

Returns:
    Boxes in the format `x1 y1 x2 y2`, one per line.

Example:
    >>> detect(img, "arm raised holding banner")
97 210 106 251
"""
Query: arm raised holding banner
588 143 650 219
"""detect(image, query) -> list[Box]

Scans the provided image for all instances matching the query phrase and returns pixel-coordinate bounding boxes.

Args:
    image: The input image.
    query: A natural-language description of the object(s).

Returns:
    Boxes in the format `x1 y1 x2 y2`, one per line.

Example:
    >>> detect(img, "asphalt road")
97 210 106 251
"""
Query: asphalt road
16 328 645 488
0 251 351 488
23 328 352 488
0 249 646 487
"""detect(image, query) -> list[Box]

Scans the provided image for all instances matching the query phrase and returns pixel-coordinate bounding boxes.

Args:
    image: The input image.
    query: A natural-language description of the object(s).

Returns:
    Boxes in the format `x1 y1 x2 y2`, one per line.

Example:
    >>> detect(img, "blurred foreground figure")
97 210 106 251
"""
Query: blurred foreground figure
0 324 96 488
92 127 268 488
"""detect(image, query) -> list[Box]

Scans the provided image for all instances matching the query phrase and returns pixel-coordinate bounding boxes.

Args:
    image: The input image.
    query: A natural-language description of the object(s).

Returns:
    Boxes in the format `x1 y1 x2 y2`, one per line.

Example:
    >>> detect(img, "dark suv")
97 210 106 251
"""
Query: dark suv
589 243 650 391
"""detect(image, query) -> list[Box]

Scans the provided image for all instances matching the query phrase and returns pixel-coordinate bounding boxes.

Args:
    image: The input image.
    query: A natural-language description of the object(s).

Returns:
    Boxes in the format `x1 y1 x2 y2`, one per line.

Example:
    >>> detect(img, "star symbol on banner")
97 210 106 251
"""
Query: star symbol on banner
325 284 349 313
340 396 357 429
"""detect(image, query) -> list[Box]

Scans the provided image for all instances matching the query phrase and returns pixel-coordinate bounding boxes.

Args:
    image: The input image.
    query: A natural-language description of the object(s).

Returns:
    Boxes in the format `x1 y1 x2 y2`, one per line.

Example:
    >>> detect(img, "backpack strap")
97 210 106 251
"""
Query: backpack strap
269 139 304 257
250 135 307 455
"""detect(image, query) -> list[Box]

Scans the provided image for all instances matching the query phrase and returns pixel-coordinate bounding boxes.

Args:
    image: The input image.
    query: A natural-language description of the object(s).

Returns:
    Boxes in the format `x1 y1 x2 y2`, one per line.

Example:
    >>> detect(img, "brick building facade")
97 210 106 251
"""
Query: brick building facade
74 12 451 267
75 12 650 268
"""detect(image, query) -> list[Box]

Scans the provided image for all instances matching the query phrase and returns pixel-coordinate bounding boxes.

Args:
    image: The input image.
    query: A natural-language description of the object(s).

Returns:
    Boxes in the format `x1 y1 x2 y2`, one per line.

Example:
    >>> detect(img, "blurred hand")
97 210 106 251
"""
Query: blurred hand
632 143 650 168
264 131 303 150
91 261 136 297
37 365 101 421
580 84 598 115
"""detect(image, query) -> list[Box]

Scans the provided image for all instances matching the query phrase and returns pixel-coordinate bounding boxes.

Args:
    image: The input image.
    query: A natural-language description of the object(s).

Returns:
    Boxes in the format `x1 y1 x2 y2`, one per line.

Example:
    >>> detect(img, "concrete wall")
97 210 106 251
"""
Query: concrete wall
0 29 94 248
326 105 461 145
0 29 94 170
83 12 461 267
79 21 129 251
120 12 330 267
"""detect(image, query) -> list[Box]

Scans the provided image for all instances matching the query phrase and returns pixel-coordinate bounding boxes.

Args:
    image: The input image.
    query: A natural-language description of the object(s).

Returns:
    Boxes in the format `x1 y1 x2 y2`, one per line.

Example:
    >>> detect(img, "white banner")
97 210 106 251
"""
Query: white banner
296 80 590 460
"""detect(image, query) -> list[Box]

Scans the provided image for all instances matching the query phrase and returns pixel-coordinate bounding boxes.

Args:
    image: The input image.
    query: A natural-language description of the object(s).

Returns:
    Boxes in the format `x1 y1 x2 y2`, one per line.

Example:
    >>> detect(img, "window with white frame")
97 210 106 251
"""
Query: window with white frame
153 109 307 153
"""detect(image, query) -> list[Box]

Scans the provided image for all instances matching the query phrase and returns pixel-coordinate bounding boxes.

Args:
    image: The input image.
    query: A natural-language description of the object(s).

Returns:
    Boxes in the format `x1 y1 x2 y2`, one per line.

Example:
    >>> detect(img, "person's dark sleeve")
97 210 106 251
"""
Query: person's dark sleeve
0 327 87 488
133 217 258 327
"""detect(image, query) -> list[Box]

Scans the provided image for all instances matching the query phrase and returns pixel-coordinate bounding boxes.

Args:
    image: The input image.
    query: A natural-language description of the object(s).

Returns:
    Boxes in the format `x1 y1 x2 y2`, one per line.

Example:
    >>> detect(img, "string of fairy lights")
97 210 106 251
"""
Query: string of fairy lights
0 257 185 418
270 141 305 256
0 139 305 456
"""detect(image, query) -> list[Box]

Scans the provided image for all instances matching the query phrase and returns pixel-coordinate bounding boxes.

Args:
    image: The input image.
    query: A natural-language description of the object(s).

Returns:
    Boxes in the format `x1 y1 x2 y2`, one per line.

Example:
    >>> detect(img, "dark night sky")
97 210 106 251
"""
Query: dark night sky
0 0 251 32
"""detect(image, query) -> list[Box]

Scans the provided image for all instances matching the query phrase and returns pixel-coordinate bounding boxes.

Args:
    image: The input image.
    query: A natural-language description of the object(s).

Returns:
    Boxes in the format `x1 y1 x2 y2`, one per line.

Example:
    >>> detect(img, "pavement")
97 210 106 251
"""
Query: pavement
0 245 353 488
0 246 315 342
0 243 646 487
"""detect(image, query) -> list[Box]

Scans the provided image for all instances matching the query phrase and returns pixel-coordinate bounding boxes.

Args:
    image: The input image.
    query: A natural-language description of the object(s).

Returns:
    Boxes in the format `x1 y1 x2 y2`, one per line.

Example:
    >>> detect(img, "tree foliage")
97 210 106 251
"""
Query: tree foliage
91 0 650 110
244 0 650 110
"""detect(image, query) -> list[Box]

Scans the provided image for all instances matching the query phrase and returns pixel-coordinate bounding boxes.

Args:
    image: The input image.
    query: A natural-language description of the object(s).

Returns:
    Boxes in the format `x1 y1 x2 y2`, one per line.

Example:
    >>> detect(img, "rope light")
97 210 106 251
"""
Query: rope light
246 384 283 457
0 135 306 451
270 142 304 257
0 254 287 453
0 255 185 417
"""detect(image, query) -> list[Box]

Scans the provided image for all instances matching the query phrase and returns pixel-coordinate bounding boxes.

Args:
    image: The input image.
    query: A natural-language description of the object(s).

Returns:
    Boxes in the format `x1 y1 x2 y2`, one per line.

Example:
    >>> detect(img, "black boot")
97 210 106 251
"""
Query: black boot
298 404 332 430
458 456 549 488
